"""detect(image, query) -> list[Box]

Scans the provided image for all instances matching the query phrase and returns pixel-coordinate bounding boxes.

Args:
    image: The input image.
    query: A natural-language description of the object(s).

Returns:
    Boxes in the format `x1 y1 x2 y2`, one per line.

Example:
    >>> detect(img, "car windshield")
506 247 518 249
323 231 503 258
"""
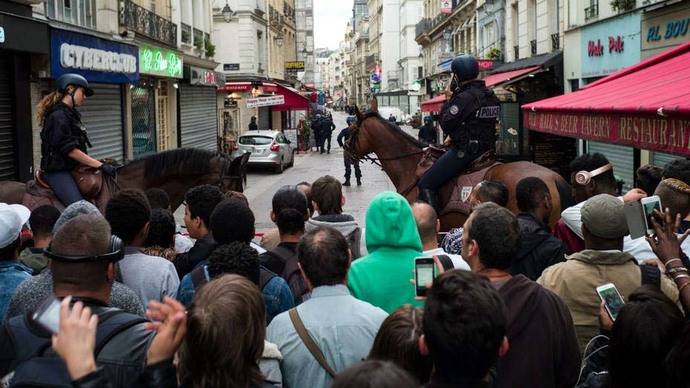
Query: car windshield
239 136 273 145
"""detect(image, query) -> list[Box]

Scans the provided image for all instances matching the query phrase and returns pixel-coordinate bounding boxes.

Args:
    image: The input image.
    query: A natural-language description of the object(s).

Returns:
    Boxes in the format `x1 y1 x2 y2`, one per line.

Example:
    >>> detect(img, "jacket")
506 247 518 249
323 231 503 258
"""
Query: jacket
537 249 679 351
40 102 89 172
494 275 581 388
347 191 424 313
418 123 437 145
336 127 352 147
0 299 154 388
439 80 499 148
305 214 362 259
174 234 217 278
512 213 567 280
72 360 177 388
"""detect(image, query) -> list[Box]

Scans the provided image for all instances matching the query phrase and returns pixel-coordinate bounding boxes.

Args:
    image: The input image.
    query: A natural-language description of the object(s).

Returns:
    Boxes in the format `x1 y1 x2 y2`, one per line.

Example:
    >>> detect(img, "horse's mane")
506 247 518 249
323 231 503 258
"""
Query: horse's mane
362 111 424 149
138 148 219 179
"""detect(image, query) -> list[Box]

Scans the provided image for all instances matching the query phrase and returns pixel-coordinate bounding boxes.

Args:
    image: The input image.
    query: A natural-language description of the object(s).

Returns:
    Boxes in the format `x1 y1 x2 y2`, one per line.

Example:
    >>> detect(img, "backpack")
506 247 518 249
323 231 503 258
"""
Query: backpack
261 246 308 304
191 264 277 292
4 309 146 387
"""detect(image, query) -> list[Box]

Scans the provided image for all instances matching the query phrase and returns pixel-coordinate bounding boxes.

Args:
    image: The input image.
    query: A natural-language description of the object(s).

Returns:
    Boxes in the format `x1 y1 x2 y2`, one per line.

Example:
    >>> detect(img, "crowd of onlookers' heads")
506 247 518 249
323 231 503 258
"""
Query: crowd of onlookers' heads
1 153 690 388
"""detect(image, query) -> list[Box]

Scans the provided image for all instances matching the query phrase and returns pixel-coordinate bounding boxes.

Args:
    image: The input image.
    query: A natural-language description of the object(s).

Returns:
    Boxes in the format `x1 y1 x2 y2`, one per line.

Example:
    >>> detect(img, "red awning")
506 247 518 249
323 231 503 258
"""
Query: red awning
272 84 310 111
421 94 447 112
522 42 690 156
484 65 541 88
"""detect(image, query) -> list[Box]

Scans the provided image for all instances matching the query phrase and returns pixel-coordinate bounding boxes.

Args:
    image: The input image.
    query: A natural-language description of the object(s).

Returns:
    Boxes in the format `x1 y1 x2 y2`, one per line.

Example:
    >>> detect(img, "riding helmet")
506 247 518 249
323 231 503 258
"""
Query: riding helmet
56 73 94 97
423 116 433 124
346 116 356 125
451 54 479 82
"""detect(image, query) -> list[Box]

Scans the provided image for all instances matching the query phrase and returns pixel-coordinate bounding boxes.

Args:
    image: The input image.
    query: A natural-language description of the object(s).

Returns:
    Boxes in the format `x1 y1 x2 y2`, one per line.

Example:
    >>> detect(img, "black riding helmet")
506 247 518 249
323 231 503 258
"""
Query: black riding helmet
451 54 479 82
56 73 94 97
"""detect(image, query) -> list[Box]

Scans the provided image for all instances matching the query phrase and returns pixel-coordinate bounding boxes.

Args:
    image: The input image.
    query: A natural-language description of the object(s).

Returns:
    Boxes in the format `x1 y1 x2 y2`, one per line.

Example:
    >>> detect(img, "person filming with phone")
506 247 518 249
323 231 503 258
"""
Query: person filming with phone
416 55 501 214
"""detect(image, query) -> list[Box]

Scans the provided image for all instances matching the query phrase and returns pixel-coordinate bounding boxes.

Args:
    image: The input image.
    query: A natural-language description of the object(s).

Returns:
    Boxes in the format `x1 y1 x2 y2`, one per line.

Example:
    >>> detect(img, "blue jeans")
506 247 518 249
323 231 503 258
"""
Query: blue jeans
418 147 480 191
44 170 83 206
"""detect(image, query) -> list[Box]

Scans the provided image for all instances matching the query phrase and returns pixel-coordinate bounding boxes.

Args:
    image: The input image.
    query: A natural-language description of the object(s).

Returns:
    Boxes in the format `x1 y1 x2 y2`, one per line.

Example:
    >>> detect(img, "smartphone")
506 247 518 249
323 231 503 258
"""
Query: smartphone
596 283 625 321
624 201 646 239
641 195 662 235
31 296 61 334
415 257 436 297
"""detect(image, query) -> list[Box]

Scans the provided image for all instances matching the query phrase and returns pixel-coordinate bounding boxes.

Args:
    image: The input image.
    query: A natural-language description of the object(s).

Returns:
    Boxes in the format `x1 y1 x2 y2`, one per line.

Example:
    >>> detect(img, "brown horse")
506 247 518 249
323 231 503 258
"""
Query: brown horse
0 148 249 211
346 103 573 231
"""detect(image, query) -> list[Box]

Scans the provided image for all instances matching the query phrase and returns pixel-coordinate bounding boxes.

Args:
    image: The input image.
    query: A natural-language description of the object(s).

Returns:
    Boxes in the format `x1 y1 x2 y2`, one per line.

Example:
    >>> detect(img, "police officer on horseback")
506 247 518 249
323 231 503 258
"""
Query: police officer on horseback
37 73 116 206
417 55 501 213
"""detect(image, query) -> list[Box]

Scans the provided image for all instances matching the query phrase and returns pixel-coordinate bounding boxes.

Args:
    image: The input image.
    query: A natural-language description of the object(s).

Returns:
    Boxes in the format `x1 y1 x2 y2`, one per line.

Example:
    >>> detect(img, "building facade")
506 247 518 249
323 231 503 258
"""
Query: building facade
295 0 314 86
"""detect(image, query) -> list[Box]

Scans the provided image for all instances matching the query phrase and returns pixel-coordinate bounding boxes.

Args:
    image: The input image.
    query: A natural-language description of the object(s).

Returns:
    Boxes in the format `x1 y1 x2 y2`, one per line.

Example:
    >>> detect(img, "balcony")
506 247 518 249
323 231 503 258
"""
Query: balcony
119 0 177 47
530 39 537 55
365 55 376 69
551 33 560 51
387 70 400 81
585 3 599 21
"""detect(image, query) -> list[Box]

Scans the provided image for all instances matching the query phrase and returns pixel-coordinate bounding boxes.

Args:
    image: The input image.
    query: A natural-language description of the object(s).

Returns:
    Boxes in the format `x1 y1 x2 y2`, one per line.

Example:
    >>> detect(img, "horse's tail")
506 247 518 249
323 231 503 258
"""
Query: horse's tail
555 176 575 210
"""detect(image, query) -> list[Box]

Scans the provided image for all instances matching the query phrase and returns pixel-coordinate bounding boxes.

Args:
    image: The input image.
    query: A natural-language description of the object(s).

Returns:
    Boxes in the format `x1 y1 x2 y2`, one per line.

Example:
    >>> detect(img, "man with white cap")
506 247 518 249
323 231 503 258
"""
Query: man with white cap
0 203 32 321
537 194 679 351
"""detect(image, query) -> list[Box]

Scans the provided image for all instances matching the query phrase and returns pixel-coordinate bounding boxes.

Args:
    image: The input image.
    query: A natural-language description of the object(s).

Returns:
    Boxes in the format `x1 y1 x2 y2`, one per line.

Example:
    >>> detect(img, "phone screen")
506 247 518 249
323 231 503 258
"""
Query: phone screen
416 262 435 293
33 298 61 334
599 286 624 321
643 200 661 231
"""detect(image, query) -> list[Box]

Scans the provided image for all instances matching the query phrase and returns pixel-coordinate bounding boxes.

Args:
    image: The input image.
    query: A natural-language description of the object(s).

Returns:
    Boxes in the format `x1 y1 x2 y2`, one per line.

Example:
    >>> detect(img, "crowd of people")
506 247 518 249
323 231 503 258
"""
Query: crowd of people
1 153 690 388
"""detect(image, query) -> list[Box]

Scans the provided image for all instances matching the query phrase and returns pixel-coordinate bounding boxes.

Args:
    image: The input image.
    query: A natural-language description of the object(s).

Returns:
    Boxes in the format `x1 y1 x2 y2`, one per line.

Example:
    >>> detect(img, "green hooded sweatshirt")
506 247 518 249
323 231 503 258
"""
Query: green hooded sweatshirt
347 191 424 313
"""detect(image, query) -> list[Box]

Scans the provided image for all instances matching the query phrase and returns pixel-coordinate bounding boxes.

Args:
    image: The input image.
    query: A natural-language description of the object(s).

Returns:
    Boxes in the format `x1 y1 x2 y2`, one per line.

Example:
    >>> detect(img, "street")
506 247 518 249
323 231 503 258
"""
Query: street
174 110 403 233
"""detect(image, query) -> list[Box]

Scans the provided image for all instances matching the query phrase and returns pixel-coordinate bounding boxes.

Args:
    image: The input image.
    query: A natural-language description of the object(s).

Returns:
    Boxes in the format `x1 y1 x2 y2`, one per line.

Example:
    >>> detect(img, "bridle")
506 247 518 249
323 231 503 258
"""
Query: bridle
345 117 425 168
215 154 245 191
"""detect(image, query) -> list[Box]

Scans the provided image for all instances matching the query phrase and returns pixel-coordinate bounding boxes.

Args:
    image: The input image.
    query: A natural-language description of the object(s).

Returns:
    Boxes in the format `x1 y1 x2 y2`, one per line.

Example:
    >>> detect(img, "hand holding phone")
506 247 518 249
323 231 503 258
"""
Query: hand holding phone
596 283 625 321
642 195 662 235
415 257 436 297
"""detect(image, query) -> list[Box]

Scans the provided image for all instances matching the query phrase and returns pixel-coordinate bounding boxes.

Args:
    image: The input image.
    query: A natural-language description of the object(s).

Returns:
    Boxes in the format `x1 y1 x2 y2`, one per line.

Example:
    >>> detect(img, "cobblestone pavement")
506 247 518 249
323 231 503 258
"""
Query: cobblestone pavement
175 110 414 233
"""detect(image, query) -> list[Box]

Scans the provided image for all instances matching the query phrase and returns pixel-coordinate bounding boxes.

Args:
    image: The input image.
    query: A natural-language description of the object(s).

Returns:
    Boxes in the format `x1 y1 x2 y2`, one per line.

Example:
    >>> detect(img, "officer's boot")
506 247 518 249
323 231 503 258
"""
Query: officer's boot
343 178 351 186
356 177 362 186
419 189 442 215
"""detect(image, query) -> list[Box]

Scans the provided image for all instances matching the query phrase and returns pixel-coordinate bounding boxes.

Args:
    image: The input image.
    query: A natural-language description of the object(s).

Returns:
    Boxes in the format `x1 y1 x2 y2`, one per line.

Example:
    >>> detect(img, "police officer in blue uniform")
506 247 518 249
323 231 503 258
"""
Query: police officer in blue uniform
417 55 501 213
418 115 438 145
337 116 362 186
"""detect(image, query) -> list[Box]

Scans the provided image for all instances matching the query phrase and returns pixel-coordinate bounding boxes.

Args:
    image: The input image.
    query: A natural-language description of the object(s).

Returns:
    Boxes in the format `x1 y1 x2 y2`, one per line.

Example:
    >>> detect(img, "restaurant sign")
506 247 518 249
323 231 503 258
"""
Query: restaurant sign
246 95 285 108
524 111 690 157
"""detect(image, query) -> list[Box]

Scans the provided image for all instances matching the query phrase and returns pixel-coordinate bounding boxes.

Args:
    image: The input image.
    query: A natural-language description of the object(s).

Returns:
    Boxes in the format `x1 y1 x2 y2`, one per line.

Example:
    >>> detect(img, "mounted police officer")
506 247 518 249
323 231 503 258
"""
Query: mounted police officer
418 115 438 145
337 116 362 186
36 73 117 207
417 55 501 213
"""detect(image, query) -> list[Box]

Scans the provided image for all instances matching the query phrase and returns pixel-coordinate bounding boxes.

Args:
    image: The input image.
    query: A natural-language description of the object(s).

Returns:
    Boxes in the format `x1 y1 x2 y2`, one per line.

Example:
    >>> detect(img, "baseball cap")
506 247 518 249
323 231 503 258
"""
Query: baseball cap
580 194 628 239
0 203 30 249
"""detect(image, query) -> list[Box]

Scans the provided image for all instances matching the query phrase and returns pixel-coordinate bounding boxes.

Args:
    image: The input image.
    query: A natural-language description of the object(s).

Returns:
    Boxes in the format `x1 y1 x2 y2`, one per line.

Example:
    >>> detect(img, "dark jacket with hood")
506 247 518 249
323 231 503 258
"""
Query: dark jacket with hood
512 213 567 280
40 102 90 172
494 274 581 388
174 234 217 278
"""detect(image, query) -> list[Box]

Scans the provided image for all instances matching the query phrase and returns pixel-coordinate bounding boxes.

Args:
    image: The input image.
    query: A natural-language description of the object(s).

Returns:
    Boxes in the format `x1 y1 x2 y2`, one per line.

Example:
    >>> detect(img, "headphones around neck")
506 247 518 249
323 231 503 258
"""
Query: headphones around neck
574 164 613 186
44 235 124 263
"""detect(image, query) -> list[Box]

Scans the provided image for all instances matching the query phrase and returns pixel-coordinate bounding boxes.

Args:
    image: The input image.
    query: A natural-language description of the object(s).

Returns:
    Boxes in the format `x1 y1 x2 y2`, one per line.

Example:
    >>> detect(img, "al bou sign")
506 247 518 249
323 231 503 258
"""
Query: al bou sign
139 46 183 78
246 95 285 108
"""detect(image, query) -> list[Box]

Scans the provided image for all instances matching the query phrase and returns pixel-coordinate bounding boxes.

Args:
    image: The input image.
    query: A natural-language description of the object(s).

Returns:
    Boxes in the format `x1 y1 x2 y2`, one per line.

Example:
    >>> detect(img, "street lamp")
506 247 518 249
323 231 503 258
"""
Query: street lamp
222 2 233 22
275 32 284 48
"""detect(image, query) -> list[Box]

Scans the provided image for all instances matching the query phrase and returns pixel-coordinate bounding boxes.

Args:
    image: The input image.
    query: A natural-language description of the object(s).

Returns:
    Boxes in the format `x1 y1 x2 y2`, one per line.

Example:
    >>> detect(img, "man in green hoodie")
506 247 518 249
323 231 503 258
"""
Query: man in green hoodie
347 191 424 313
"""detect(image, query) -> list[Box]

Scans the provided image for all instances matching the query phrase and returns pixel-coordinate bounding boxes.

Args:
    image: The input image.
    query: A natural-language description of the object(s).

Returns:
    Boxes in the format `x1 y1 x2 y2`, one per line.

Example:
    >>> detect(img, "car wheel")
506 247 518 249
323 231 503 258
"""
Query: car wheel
288 150 296 167
276 158 284 173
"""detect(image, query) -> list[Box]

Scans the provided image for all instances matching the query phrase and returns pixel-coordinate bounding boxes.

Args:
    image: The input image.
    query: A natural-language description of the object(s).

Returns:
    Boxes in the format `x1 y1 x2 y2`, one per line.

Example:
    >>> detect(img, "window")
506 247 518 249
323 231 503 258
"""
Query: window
45 0 97 29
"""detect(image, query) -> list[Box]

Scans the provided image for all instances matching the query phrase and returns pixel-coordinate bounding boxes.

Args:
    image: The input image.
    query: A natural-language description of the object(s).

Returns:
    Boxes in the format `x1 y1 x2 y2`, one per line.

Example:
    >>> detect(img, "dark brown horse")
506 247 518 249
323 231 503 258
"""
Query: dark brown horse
347 102 573 231
0 148 249 211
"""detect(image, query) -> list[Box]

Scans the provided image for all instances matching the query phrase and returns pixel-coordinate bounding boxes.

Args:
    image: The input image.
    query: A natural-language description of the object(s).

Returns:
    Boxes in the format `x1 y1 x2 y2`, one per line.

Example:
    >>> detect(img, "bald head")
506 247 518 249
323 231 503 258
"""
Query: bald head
413 202 438 245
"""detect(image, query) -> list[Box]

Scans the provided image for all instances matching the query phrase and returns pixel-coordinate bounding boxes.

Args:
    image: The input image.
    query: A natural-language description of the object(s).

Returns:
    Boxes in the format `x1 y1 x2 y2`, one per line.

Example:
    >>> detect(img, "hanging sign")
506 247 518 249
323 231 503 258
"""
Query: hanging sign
247 95 285 108
51 28 139 84
441 0 452 14
139 45 183 78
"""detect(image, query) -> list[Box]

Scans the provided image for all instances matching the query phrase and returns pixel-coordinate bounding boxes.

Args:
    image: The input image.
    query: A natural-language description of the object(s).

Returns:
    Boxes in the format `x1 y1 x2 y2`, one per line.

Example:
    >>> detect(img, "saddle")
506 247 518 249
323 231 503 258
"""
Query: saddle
23 166 112 213
415 147 500 216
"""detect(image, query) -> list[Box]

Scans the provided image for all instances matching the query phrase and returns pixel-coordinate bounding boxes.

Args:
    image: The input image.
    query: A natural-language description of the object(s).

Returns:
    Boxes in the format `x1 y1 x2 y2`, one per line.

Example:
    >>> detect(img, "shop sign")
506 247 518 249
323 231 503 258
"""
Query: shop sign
189 66 225 87
247 95 285 108
580 12 640 78
441 0 452 14
0 14 49 54
641 2 690 58
51 29 138 84
224 63 240 71
286 61 305 71
139 45 183 78
478 59 494 70
524 111 690 157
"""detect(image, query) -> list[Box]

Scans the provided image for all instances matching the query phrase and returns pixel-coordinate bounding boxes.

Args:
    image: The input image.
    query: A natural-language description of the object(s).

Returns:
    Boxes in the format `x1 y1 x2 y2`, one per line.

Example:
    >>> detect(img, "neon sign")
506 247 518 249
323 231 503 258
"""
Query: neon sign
139 46 182 78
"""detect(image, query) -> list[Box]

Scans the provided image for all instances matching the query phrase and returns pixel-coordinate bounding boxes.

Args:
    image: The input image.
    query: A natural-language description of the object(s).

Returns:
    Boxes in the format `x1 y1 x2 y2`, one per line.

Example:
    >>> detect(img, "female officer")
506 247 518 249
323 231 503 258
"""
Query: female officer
36 73 116 206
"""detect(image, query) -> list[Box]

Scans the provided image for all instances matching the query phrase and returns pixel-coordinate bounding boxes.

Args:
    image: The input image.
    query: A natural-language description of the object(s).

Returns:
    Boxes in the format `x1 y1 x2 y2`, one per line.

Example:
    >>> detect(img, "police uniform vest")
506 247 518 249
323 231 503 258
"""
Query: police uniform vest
440 80 500 152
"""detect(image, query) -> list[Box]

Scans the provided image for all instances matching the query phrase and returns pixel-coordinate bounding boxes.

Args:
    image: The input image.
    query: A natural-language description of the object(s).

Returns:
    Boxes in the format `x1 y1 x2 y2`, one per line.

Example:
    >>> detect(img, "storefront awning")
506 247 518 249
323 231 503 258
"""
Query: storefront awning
484 65 541 88
421 94 447 112
522 42 690 157
272 84 310 111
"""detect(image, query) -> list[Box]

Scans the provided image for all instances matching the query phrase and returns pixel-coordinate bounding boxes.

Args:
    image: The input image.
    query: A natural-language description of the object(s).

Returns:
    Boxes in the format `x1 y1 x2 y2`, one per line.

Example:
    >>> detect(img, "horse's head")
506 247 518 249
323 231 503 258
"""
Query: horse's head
345 98 379 159
217 152 249 193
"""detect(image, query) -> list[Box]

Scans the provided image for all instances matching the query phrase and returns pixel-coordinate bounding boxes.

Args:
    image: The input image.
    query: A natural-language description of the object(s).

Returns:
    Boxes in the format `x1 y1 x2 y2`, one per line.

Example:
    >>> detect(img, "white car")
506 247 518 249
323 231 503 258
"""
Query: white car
237 130 296 173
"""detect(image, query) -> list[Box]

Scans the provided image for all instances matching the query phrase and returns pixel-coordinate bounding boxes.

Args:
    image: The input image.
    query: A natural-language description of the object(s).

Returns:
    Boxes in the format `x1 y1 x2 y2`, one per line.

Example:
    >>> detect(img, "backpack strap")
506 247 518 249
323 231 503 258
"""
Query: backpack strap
266 245 296 276
640 264 661 289
92 309 147 355
259 266 278 291
190 265 208 289
434 255 455 272
288 308 336 378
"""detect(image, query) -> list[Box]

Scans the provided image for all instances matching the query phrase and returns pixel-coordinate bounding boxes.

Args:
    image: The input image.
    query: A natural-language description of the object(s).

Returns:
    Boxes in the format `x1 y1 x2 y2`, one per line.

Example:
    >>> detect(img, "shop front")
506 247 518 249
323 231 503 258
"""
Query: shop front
0 12 49 181
522 42 690 188
50 28 139 164
218 81 279 136
178 66 225 151
132 44 182 158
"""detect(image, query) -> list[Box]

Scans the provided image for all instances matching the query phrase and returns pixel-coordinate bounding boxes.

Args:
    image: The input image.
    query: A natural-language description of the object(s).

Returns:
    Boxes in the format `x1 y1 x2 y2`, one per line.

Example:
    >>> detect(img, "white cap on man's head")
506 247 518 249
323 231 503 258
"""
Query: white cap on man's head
0 203 30 249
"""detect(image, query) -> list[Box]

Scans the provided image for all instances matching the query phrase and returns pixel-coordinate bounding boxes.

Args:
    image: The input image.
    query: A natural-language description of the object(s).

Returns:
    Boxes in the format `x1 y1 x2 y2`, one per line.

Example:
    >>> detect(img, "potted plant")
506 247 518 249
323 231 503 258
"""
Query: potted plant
487 47 502 61
205 39 216 58
611 0 635 12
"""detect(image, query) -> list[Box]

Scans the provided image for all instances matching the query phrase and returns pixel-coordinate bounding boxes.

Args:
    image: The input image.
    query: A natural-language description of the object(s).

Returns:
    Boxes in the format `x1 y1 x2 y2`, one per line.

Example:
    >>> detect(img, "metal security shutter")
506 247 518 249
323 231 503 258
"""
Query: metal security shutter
0 55 16 180
79 83 124 163
179 85 217 151
587 141 635 192
652 151 684 169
